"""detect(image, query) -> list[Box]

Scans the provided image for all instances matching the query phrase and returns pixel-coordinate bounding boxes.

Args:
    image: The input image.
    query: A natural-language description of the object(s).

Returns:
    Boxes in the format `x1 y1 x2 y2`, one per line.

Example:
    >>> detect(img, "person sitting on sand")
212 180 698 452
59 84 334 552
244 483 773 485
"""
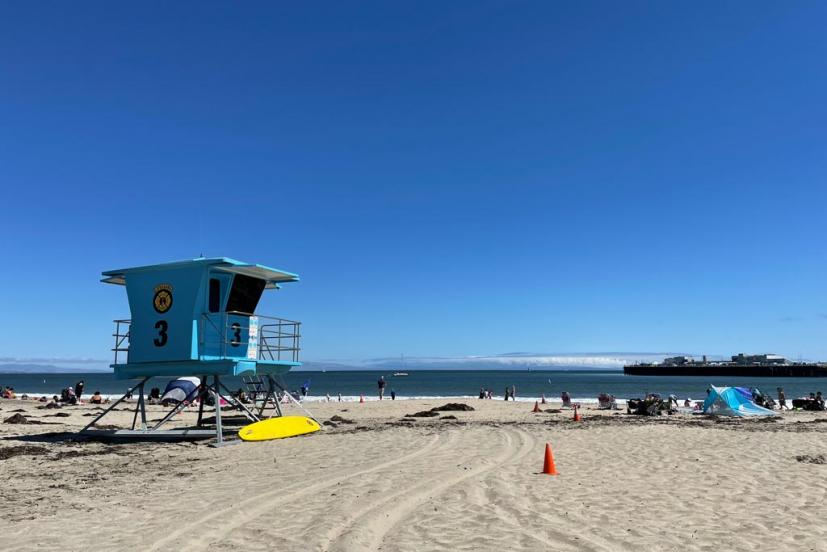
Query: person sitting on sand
148 387 161 405
63 386 77 405
89 391 103 405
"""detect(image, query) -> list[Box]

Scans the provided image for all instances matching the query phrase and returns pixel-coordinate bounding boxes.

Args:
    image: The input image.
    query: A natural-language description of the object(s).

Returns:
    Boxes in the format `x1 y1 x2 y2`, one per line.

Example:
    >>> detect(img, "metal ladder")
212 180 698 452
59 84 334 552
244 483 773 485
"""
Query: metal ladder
242 375 283 418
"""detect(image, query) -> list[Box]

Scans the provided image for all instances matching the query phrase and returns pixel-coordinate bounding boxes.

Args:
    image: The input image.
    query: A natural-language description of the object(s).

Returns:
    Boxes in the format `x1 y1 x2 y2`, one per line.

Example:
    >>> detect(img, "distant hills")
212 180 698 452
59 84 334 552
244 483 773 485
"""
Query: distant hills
297 352 679 372
0 363 109 374
0 352 680 374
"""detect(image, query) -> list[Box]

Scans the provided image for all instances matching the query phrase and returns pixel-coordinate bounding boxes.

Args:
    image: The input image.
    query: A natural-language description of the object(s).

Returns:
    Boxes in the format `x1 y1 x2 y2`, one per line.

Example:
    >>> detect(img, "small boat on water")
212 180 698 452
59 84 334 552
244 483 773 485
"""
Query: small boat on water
393 353 409 377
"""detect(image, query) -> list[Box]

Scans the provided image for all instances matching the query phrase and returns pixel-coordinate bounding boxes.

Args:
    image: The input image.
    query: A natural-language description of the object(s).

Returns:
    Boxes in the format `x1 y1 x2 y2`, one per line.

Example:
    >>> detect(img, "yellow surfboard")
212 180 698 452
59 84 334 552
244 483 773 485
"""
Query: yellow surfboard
238 416 321 442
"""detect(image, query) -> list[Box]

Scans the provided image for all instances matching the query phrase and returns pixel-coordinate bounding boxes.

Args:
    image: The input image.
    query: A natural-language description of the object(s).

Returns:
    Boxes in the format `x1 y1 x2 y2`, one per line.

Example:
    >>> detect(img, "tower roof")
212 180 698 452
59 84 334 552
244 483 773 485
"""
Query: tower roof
101 257 299 289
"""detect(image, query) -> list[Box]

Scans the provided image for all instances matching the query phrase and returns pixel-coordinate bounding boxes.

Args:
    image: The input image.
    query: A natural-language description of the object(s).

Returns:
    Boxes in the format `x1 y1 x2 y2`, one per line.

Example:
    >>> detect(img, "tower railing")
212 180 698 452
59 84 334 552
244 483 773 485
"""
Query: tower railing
112 319 131 364
199 311 301 363
110 313 301 365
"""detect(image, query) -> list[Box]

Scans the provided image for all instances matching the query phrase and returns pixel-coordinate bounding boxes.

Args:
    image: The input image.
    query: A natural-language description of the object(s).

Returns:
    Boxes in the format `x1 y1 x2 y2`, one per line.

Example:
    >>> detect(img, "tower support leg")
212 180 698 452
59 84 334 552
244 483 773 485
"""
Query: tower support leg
214 375 223 446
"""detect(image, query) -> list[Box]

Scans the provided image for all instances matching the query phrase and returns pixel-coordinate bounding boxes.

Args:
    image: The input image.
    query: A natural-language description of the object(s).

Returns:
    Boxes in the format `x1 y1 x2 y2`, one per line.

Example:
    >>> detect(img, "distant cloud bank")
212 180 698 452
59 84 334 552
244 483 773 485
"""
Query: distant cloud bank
302 352 680 371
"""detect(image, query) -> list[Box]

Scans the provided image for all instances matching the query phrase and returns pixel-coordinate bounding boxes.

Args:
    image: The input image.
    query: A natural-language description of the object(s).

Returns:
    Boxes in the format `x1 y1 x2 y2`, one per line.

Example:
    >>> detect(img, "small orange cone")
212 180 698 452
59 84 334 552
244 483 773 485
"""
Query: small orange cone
532 401 541 413
359 394 365 404
542 443 558 475
540 394 547 405
573 405 582 422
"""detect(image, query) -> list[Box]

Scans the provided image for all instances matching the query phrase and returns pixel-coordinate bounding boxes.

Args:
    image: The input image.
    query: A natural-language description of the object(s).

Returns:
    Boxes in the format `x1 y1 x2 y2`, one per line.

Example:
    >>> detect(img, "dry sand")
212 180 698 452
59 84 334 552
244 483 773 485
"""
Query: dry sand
1 397 826 551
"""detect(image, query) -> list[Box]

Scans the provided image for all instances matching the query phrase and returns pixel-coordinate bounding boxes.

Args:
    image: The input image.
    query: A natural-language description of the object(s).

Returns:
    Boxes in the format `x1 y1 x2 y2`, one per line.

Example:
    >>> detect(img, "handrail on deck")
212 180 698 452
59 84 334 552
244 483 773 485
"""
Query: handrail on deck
112 319 131 365
111 312 300 365
199 311 301 363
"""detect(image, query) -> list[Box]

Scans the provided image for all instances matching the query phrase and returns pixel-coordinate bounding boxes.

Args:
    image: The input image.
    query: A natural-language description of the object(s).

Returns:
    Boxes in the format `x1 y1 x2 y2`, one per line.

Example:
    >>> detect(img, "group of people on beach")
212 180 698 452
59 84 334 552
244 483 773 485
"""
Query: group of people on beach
52 381 106 406
477 386 518 400
377 376 396 400
777 388 826 411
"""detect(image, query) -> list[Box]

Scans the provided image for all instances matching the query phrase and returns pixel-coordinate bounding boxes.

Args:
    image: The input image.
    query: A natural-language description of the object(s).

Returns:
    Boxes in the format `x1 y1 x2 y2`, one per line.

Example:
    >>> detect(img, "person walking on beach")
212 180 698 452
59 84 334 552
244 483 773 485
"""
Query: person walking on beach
777 387 787 410
504 386 510 400
75 380 85 403
378 376 386 400
511 385 516 400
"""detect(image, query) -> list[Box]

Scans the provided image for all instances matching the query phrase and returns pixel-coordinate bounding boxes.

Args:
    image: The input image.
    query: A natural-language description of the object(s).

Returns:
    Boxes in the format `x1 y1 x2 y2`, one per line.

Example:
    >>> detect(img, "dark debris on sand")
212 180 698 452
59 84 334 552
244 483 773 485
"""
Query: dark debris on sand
0 445 50 460
405 403 475 418
795 454 827 464
4 414 34 424
406 411 440 418
330 415 355 424
431 403 475 412
51 448 124 461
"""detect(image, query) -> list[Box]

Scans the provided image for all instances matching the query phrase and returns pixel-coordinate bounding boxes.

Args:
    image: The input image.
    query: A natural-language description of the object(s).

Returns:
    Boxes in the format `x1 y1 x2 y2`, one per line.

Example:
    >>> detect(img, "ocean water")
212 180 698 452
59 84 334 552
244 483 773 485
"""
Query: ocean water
0 369 824 403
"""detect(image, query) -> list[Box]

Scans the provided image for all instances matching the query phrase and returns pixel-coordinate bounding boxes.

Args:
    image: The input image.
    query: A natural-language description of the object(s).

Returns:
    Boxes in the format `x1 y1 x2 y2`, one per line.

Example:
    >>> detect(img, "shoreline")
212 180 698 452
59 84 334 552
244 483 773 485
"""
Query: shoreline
2 392 631 404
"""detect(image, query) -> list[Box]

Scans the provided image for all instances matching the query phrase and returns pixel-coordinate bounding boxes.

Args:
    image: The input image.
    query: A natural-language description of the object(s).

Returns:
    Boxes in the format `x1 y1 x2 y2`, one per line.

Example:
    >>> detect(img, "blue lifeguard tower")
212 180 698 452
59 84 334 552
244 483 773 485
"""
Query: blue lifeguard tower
81 257 304 444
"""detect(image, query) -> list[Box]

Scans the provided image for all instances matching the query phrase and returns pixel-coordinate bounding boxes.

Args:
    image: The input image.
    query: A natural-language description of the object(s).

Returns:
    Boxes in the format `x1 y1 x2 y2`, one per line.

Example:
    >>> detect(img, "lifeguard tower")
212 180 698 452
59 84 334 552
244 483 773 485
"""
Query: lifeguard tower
81 257 304 444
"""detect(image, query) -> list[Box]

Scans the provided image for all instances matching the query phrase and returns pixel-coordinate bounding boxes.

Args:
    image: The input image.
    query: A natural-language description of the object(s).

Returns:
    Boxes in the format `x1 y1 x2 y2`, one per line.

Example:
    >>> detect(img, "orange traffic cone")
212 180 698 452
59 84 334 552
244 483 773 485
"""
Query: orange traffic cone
359 394 365 404
532 401 541 413
540 394 547 405
573 405 582 422
542 443 558 475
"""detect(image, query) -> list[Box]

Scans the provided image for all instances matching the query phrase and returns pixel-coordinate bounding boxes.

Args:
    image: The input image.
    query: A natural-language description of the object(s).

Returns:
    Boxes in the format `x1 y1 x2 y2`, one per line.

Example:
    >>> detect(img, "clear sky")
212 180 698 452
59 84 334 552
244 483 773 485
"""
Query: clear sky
1 1 826 365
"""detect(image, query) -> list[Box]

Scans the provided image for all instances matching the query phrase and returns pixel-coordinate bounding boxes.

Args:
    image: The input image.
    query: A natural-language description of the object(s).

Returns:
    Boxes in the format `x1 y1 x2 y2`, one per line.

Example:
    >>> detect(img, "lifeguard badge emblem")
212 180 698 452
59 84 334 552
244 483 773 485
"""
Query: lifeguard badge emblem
153 284 173 313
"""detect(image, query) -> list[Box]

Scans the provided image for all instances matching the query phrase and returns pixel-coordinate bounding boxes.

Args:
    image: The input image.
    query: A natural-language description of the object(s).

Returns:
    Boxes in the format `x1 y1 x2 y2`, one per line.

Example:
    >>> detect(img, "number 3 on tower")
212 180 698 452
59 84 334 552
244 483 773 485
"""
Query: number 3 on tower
154 320 168 347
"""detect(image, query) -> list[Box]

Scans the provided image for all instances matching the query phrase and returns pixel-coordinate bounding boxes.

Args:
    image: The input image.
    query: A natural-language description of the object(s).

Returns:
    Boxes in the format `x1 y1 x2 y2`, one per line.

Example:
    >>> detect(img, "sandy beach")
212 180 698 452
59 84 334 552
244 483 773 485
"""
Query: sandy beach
1 397 826 552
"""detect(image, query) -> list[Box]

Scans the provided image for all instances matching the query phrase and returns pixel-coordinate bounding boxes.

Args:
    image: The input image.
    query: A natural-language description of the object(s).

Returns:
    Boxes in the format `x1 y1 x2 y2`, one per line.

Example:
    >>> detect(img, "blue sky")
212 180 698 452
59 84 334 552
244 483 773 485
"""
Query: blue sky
1 1 826 365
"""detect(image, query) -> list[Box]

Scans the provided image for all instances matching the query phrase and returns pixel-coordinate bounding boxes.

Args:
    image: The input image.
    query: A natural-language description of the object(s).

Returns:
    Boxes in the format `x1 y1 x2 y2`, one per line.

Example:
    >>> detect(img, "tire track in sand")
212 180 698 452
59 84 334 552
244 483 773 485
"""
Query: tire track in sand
488 428 633 552
147 431 444 552
324 426 539 552
483 428 607 552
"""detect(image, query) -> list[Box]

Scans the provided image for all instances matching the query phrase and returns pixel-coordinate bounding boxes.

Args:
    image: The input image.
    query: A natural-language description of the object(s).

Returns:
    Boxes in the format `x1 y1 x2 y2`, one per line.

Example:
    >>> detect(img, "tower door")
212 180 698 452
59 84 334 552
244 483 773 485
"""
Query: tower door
200 272 233 358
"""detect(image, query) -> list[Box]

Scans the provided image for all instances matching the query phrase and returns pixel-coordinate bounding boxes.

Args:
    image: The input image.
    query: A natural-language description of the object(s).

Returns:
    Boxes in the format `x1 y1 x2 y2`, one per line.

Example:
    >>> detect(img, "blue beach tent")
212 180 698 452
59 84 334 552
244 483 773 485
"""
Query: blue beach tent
703 385 776 417
161 377 200 404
